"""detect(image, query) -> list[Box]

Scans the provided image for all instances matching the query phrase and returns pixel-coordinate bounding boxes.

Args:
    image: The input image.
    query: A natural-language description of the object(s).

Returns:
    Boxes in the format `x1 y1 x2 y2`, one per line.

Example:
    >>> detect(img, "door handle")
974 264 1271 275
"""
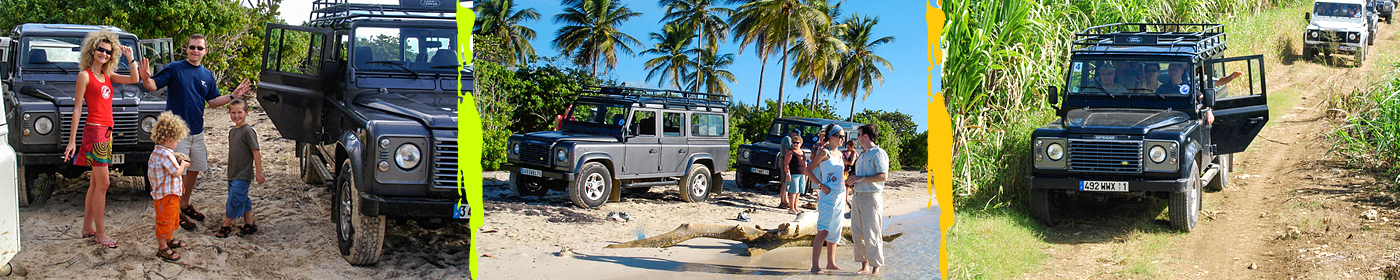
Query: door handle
649 149 656 154
677 149 683 153
1248 116 1265 124
263 94 281 103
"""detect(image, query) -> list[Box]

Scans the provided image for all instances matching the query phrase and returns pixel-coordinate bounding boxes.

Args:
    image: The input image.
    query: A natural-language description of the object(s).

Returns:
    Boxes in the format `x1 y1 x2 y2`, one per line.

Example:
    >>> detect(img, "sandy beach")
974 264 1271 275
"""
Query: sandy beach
476 169 941 279
6 103 470 279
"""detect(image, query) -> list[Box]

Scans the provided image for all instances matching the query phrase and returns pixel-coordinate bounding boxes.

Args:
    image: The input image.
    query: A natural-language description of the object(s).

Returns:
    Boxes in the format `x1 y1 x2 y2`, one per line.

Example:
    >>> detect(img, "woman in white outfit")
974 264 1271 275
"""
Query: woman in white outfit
805 124 847 274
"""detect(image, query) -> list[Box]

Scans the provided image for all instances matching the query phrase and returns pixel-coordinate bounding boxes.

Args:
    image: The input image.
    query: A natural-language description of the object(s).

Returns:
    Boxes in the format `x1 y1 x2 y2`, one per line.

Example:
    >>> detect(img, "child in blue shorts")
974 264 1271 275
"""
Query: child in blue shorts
216 99 264 238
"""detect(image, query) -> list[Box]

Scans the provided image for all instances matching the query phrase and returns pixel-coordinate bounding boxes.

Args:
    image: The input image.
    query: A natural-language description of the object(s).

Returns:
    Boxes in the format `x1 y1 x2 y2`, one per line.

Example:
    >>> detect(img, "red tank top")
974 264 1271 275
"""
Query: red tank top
82 69 114 126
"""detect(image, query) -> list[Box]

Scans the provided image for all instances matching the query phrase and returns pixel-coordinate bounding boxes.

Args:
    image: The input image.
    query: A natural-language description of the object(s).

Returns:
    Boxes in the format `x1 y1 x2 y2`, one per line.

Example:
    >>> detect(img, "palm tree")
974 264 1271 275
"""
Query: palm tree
690 45 737 95
553 0 644 76
660 0 733 90
642 23 698 90
474 0 541 67
787 0 845 110
731 0 825 118
830 13 894 118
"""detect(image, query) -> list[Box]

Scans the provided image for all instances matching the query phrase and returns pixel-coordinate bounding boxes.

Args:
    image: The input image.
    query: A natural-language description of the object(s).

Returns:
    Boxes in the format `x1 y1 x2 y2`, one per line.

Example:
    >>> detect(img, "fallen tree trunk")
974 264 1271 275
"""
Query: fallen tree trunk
605 212 904 256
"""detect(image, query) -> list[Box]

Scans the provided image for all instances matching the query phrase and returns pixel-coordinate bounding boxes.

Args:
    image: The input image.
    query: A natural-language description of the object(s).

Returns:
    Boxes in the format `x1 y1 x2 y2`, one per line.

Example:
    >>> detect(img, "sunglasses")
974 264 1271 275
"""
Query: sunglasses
94 47 112 55
187 45 206 51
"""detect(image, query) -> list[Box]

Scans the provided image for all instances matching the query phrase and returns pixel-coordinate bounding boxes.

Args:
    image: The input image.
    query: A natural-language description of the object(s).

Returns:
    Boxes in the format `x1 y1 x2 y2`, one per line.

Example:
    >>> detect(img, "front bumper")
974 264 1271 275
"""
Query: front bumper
359 191 466 219
1027 175 1191 193
18 151 151 166
502 163 574 181
735 163 780 181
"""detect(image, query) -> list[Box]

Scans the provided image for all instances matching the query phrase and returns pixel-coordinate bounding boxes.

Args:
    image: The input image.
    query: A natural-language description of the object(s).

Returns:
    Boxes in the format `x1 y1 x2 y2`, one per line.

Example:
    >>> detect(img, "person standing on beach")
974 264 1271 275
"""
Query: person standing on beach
781 132 807 214
845 124 889 275
138 34 252 230
64 30 144 249
805 124 848 274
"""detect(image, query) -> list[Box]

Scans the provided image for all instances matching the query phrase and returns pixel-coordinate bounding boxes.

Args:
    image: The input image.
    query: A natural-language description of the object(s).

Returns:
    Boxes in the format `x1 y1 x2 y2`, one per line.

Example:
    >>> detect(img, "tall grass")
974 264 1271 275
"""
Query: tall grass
943 0 1309 210
1331 71 1400 187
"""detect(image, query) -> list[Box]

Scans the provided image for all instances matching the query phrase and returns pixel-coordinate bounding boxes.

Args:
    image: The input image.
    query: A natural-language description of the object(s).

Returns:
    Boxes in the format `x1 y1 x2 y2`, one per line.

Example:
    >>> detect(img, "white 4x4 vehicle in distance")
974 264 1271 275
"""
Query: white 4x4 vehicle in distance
1303 0 1373 66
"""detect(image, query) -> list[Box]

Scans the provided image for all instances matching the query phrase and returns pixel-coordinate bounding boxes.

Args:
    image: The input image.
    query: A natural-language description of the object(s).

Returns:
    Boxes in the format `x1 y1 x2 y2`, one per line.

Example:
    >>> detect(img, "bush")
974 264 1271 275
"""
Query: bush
900 131 929 170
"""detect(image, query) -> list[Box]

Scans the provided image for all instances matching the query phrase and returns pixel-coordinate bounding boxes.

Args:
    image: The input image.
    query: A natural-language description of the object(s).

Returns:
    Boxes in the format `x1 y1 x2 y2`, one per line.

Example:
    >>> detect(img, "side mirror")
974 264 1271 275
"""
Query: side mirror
1305 12 1311 21
1047 86 1060 105
1202 89 1216 107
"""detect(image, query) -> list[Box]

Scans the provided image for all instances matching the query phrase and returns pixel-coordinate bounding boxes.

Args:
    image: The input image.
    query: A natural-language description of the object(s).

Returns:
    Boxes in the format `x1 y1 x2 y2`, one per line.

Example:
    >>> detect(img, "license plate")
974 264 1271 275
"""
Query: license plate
520 168 542 177
1079 181 1128 192
751 167 770 175
112 154 124 165
1340 45 1359 51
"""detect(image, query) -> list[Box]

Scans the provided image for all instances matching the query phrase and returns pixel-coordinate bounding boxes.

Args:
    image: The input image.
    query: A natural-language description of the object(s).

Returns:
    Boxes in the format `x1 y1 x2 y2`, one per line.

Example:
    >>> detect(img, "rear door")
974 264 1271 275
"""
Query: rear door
659 111 688 174
138 38 172 99
258 24 333 143
1205 55 1269 154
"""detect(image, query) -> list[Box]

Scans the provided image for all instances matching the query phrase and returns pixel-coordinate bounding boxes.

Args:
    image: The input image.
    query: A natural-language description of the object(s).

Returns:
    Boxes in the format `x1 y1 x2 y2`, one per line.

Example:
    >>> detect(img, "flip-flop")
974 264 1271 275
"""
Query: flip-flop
181 207 206 222
94 238 118 249
156 248 180 262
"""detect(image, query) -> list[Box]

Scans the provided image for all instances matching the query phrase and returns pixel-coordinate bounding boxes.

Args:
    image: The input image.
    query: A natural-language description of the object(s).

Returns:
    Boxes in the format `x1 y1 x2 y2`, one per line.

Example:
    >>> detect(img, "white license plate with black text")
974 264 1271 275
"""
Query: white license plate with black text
1079 180 1128 192
751 167 769 175
112 154 124 165
520 167 542 177
1340 45 1359 51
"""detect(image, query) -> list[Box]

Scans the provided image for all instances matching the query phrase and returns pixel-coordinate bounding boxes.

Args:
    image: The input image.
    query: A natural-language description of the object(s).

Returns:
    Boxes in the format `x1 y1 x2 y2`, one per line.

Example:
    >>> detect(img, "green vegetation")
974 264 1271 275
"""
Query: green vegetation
473 0 540 67
1331 71 1400 188
947 209 1050 280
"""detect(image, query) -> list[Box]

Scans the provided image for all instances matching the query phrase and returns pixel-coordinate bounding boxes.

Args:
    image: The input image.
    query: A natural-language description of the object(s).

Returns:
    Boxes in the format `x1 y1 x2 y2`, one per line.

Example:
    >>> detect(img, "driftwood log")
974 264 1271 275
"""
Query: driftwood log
605 212 903 256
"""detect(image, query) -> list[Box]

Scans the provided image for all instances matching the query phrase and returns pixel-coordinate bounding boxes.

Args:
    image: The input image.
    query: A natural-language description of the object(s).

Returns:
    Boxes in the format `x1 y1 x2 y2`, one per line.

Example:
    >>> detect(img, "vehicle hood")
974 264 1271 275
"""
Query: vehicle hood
744 141 782 152
18 81 152 106
1310 18 1367 30
356 92 457 129
1064 108 1189 135
518 130 618 143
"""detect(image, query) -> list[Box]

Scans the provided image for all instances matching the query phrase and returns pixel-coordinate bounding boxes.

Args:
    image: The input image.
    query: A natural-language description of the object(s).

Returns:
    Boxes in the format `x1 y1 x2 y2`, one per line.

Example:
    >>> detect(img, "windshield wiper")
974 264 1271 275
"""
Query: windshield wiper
1128 87 1166 100
29 61 71 74
364 61 420 77
1075 86 1119 99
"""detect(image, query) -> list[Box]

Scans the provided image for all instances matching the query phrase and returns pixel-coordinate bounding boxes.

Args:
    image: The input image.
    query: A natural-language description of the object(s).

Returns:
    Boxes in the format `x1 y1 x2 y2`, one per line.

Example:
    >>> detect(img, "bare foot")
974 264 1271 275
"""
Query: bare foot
826 264 842 271
810 267 822 274
856 268 871 274
870 267 881 275
81 228 95 238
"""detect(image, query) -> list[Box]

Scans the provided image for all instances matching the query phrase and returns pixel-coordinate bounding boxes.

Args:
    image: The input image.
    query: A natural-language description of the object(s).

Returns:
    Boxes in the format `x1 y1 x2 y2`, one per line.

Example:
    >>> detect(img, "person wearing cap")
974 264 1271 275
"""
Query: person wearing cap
1093 63 1126 93
780 130 807 214
805 124 848 274
845 124 889 275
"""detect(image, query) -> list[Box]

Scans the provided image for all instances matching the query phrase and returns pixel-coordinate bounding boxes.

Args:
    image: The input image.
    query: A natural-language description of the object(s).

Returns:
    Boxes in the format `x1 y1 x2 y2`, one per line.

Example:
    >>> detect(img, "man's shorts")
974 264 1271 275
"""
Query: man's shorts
225 180 252 219
174 133 208 172
154 194 180 239
72 125 112 167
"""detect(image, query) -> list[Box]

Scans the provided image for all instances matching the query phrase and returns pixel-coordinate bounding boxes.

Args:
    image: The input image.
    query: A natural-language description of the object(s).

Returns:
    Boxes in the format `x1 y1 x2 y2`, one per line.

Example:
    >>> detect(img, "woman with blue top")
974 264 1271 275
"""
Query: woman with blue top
805 124 848 274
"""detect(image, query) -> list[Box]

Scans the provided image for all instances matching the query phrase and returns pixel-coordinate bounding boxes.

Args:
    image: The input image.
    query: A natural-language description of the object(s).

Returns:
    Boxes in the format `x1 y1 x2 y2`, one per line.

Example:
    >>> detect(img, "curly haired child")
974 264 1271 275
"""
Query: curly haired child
148 112 190 262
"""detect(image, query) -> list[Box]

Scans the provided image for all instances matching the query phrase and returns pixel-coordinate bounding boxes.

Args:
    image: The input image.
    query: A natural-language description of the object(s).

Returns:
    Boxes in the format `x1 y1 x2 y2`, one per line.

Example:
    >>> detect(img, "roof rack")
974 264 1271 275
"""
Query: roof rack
579 86 732 112
309 0 458 28
1072 23 1227 57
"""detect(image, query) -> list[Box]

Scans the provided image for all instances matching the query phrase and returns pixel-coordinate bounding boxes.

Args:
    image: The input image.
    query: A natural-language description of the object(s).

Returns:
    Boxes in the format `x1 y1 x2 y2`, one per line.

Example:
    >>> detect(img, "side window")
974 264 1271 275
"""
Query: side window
265 27 323 76
691 113 725 137
630 110 656 136
405 37 420 63
662 112 683 136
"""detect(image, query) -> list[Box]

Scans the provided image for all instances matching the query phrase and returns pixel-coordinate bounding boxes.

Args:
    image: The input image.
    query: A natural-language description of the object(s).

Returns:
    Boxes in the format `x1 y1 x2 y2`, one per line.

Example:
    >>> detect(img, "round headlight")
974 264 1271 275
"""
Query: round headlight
511 143 521 155
34 116 52 135
1350 33 1358 40
1310 31 1319 38
140 116 156 133
394 143 421 170
740 149 750 159
1046 143 1064 161
1149 145 1167 163
556 149 568 162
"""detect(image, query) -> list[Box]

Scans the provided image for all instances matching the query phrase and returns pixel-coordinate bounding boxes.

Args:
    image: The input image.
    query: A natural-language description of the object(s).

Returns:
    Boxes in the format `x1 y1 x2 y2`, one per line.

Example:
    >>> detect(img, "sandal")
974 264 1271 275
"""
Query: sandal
179 218 198 231
181 207 206 222
237 224 258 237
156 248 181 262
166 239 186 249
214 226 233 238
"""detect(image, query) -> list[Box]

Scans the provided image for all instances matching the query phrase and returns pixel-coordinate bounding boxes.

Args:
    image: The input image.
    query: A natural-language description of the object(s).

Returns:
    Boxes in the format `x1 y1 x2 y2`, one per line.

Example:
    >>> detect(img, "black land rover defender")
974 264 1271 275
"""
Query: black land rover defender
505 86 730 209
2 24 172 207
1028 23 1270 232
256 0 464 265
734 117 862 190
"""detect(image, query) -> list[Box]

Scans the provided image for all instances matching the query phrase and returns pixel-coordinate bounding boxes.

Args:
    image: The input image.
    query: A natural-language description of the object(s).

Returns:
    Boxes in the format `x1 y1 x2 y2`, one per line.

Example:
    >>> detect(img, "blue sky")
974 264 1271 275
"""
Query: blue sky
279 0 932 131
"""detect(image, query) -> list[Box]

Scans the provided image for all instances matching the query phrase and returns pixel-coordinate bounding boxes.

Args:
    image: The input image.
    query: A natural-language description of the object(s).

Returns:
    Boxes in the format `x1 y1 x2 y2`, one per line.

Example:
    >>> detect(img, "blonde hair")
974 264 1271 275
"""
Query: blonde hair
78 30 122 75
150 112 188 144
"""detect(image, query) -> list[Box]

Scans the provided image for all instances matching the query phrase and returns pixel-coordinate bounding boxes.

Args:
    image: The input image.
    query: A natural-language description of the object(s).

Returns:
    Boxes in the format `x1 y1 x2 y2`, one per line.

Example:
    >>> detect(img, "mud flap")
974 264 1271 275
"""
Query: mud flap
608 179 623 202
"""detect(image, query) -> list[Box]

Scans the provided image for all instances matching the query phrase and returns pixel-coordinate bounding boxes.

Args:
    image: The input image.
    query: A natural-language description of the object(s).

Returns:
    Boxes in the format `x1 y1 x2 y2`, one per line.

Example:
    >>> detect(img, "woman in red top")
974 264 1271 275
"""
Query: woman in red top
63 30 143 249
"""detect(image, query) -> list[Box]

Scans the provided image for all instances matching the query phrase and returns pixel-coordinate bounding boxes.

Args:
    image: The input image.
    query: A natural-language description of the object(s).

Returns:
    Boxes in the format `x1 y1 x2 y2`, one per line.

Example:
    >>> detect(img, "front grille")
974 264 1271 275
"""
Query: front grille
1310 30 1360 43
751 150 777 168
1068 139 1142 173
518 142 551 166
60 109 141 146
433 138 457 189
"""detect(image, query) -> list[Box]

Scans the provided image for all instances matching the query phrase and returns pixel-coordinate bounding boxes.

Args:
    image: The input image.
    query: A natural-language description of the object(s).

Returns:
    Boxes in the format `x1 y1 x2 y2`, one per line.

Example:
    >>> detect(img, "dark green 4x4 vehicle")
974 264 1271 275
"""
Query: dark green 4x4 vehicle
505 86 730 209
1028 23 1270 232
256 0 464 265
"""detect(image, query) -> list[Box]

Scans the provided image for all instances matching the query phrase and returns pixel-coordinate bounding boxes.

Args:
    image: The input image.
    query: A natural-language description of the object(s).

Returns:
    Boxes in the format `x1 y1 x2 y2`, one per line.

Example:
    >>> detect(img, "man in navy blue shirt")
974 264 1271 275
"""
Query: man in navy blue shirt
138 34 251 229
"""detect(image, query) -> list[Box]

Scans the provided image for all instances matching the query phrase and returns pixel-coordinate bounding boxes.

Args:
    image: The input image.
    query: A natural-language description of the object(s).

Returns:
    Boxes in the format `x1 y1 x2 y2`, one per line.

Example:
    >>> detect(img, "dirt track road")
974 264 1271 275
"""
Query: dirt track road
1021 18 1400 279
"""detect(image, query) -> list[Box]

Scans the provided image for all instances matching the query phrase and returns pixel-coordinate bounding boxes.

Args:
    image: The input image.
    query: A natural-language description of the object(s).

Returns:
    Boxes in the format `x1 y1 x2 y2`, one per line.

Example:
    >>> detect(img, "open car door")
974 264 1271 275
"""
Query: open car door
139 38 173 99
258 24 332 143
1205 54 1270 154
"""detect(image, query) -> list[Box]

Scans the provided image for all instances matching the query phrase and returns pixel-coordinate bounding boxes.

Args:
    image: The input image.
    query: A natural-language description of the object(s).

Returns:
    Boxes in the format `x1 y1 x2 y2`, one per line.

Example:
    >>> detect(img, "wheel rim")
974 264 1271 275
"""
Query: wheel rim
690 173 708 197
338 173 353 241
584 173 605 201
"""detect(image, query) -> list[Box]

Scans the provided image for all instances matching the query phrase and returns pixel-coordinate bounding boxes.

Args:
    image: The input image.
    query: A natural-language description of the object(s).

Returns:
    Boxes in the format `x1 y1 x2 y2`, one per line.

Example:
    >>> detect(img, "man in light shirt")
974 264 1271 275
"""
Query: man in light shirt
844 123 889 275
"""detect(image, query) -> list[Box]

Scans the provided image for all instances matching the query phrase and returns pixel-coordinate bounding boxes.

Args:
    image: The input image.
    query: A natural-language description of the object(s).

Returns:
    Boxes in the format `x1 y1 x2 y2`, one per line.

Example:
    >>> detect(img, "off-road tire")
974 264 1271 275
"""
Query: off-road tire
299 143 323 185
1302 47 1314 61
1170 160 1202 232
735 170 756 189
569 162 612 208
1205 154 1230 192
679 164 712 203
509 171 549 197
1028 188 1059 227
333 159 385 265
19 167 54 208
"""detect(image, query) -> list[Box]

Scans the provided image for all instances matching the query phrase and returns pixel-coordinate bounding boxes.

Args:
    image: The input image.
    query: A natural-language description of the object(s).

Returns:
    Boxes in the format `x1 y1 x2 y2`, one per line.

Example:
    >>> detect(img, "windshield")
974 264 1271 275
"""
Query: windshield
352 26 459 73
566 102 631 127
22 36 136 72
1068 59 1193 96
1315 2 1364 17
768 121 823 144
